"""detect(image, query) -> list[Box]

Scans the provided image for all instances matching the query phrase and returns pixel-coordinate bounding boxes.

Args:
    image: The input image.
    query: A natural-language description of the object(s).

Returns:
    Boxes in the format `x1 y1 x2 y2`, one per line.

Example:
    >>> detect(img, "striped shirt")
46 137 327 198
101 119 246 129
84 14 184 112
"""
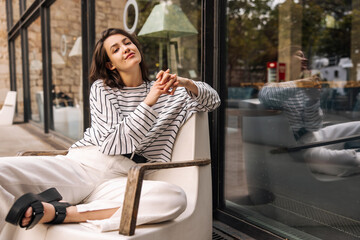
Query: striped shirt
71 79 220 162
258 81 323 136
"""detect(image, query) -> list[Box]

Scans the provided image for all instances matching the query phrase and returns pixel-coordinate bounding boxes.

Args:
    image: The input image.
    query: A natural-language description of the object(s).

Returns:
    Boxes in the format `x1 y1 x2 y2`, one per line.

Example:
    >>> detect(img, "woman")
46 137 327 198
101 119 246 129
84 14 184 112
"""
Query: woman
1 28 220 233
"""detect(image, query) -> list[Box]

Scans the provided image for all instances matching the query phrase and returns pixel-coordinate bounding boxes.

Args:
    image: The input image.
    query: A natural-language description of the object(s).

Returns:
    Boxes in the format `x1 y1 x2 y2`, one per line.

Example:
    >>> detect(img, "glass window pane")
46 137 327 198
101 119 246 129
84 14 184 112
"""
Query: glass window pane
28 17 43 125
224 1 360 239
50 0 83 140
95 0 201 81
15 37 24 120
12 0 20 24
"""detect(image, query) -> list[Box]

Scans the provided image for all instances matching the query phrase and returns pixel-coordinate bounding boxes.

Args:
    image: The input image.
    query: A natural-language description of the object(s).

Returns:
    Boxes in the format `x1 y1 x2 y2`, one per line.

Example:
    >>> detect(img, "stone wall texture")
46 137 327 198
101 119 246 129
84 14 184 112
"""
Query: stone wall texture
0 0 10 102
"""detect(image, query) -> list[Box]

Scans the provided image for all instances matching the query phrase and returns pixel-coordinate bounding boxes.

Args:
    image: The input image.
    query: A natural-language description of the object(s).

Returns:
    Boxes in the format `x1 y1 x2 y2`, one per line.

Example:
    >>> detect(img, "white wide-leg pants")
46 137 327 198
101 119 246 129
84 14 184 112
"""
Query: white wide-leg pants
0 146 186 233
299 121 360 176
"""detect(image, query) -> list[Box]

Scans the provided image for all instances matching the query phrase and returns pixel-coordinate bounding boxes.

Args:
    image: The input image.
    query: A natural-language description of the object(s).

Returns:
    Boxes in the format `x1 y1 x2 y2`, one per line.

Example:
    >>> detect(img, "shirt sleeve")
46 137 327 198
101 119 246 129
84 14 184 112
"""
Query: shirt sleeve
303 91 323 131
184 80 221 113
258 81 298 109
89 82 158 155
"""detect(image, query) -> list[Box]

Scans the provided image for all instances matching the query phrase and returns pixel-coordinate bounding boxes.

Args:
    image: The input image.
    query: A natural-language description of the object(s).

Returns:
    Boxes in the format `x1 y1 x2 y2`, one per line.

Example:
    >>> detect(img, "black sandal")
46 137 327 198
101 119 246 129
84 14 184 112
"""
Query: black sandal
47 201 71 224
5 188 63 229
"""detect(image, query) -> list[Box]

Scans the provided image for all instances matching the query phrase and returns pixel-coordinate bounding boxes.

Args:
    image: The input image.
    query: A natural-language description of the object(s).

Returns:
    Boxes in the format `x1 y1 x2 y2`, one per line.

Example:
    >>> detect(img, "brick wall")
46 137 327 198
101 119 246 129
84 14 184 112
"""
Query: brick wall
0 0 10 103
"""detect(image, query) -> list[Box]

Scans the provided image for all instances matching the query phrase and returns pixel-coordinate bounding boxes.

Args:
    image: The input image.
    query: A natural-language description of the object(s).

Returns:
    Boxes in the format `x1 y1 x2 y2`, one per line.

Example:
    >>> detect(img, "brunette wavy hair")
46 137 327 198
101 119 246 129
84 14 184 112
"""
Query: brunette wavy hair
89 28 150 88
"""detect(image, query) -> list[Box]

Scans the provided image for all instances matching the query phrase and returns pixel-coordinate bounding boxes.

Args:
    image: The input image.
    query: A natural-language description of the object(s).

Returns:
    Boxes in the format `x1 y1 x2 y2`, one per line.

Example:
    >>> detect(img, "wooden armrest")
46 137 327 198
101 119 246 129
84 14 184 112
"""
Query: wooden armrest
271 134 360 154
17 150 69 156
119 158 211 236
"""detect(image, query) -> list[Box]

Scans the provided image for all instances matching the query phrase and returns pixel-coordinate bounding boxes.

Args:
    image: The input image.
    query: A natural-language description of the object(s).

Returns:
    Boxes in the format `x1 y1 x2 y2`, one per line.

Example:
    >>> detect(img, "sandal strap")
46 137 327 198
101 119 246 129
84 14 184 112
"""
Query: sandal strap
48 202 71 224
21 201 44 229
5 188 63 230
38 188 62 202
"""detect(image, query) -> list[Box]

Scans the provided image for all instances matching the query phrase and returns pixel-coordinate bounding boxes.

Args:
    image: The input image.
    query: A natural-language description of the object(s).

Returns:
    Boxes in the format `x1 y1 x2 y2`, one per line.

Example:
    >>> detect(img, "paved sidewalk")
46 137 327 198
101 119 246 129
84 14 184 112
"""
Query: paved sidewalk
0 123 71 157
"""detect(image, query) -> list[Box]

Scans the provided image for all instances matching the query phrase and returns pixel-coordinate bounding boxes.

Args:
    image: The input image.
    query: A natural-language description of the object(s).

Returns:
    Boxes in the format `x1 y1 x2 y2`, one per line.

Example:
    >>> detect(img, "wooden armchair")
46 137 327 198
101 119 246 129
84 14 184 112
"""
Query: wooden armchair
2 112 212 240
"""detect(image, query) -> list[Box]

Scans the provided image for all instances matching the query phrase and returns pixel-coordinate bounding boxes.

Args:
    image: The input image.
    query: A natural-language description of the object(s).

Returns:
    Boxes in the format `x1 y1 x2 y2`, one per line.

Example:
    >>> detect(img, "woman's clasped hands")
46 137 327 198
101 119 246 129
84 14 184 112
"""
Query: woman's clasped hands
144 69 185 106
156 69 180 96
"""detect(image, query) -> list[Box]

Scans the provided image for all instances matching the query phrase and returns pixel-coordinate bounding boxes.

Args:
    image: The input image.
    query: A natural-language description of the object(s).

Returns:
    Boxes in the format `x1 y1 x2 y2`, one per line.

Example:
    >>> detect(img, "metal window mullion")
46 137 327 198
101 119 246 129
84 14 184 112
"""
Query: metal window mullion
21 28 30 122
40 5 53 132
8 41 16 92
212 0 227 211
202 0 220 212
202 0 214 86
81 0 95 130
8 2 41 41
6 0 13 30
20 0 26 16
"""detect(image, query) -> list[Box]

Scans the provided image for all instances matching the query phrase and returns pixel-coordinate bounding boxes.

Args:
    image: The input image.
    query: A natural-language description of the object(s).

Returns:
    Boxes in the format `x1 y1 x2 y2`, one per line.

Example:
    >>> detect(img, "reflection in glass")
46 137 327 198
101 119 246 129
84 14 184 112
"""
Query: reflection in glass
95 0 200 81
50 0 83 140
224 1 360 239
28 17 43 125
138 2 198 75
15 37 24 120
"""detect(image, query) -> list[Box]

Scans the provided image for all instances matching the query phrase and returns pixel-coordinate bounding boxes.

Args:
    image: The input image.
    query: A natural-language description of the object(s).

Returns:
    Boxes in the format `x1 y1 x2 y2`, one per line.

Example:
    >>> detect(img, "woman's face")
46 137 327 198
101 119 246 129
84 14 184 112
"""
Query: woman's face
293 50 308 71
103 34 141 72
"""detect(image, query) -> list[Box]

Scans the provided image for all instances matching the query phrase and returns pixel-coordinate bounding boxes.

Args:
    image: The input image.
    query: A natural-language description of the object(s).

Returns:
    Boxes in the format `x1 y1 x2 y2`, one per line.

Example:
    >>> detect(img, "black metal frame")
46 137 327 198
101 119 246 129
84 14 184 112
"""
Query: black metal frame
211 0 226 213
20 0 25 16
6 0 12 30
81 0 95 129
6 0 15 92
21 24 30 122
6 0 93 130
40 3 52 131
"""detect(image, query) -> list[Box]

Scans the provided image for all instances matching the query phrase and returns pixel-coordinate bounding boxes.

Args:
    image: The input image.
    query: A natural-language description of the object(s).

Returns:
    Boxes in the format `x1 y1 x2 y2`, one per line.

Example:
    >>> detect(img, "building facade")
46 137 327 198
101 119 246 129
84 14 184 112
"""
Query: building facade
4 0 360 239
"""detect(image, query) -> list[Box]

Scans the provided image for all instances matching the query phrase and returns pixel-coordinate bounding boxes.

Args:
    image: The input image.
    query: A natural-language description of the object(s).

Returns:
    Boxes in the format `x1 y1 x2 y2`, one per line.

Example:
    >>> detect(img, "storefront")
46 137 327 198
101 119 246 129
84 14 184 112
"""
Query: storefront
6 0 360 239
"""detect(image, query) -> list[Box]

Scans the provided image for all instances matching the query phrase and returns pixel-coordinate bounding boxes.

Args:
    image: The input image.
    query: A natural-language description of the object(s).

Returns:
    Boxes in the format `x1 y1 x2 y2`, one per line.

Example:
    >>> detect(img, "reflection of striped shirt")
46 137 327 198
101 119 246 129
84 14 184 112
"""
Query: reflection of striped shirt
259 81 323 136
71 79 220 162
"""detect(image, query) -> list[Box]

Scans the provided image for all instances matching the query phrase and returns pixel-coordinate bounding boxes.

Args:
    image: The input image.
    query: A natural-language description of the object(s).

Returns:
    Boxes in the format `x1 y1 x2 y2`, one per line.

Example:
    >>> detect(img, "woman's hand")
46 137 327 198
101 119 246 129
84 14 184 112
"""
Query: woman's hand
144 70 178 106
294 75 321 88
156 69 179 95
144 80 170 107
156 69 199 96
144 69 200 107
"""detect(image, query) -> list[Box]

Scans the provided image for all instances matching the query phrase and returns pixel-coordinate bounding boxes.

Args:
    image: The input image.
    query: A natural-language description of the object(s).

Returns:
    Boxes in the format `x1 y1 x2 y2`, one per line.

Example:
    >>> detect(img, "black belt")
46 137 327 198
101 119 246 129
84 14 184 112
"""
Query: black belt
123 153 147 163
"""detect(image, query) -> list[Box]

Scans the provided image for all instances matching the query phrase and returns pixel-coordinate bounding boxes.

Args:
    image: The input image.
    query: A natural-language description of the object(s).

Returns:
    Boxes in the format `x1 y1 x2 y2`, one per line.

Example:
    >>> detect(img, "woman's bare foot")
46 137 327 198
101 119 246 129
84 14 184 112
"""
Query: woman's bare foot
21 202 55 227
